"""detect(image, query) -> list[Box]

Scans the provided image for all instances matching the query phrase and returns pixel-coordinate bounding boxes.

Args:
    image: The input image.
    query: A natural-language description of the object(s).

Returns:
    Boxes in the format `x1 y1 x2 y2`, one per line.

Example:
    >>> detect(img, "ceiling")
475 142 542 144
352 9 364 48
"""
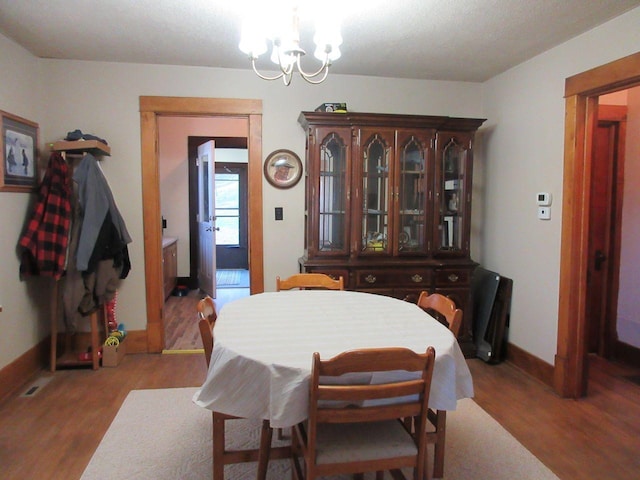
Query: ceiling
0 0 638 82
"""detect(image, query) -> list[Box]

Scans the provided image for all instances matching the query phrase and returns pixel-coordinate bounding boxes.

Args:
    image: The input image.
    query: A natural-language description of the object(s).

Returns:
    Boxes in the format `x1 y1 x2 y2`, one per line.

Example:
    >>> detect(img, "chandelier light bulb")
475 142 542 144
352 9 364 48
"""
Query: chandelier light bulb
238 4 342 85
238 17 267 58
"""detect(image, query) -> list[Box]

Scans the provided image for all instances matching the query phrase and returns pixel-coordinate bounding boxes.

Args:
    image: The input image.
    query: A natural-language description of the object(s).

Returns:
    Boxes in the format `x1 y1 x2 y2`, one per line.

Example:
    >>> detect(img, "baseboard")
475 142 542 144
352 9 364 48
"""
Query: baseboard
0 330 148 403
121 330 148 354
505 342 555 388
0 338 48 403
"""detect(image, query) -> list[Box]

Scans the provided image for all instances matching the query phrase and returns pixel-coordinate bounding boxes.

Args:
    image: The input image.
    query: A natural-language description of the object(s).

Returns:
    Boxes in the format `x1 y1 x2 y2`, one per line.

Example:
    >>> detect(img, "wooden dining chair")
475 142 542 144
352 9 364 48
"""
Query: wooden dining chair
416 291 463 479
276 273 344 291
197 296 217 362
197 297 276 480
416 291 463 338
290 346 436 480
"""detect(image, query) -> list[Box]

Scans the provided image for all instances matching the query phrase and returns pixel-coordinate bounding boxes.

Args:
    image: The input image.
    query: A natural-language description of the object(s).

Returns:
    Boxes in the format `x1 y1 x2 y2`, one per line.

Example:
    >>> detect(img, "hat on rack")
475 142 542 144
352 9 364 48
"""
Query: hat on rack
65 129 108 145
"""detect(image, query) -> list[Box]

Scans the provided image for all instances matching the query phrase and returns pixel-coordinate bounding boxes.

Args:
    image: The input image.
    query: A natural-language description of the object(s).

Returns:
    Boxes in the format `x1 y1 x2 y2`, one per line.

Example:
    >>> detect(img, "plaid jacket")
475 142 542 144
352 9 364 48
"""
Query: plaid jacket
19 152 71 279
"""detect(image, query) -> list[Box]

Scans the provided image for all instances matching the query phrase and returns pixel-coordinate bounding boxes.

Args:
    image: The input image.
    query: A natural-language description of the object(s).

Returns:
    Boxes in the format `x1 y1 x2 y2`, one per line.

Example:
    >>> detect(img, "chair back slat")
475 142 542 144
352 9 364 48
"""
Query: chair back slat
317 403 421 424
276 273 344 291
317 379 425 402
417 292 463 337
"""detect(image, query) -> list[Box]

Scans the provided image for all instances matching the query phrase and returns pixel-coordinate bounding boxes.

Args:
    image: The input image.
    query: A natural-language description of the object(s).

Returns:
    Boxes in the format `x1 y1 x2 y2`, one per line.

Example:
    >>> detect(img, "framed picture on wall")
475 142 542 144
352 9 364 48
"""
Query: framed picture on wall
263 149 303 189
0 110 39 192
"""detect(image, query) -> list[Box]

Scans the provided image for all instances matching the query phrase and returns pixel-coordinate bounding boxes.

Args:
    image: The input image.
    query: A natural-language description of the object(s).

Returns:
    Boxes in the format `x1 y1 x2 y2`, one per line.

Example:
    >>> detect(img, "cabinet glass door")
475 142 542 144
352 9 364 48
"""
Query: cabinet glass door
317 130 349 254
437 134 468 253
397 131 432 254
360 130 392 254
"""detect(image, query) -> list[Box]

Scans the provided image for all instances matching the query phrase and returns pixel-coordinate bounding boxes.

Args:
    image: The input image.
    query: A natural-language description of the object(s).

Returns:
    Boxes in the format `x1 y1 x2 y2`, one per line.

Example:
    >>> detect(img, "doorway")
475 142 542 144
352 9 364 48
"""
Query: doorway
140 96 264 353
585 104 626 360
556 52 640 397
158 132 251 350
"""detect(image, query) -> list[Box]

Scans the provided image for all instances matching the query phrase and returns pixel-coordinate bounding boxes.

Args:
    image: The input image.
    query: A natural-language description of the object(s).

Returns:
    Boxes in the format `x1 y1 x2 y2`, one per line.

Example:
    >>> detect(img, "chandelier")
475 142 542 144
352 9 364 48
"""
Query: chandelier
238 5 342 85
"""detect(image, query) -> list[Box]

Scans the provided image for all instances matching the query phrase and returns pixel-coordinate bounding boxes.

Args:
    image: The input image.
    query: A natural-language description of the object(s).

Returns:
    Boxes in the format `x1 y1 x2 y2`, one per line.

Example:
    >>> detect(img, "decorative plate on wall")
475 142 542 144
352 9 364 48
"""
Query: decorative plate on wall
264 149 302 189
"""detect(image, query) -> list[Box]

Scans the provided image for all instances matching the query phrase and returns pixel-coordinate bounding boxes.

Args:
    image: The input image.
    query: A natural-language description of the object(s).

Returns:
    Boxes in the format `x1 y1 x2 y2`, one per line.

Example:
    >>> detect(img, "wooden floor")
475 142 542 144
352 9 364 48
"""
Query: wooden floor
469 355 640 480
163 286 249 350
1 353 639 479
0 353 207 480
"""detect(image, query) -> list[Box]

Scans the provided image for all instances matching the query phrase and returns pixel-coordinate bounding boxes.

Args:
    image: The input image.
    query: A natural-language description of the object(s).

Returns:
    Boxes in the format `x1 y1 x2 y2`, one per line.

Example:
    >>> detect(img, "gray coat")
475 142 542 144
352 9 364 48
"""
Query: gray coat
73 153 131 272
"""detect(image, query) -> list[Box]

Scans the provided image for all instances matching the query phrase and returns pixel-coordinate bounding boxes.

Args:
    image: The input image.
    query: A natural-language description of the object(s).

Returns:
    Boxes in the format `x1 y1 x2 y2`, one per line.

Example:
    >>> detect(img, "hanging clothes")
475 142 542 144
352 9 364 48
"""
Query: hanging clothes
73 152 131 275
63 152 132 327
18 152 71 280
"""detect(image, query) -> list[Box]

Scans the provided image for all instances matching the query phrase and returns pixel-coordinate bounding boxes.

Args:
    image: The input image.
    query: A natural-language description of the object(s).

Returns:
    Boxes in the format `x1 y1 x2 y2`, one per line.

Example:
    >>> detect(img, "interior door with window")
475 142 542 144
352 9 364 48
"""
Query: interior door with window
198 140 217 297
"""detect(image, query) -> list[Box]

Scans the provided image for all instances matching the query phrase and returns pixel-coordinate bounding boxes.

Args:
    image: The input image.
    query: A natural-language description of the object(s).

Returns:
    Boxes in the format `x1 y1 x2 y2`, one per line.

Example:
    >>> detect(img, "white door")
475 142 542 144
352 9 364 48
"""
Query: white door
197 141 217 297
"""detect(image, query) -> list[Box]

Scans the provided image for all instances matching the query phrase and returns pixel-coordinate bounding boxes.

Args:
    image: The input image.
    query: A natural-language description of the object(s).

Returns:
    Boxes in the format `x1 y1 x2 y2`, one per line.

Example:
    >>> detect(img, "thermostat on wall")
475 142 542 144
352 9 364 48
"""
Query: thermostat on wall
536 192 552 206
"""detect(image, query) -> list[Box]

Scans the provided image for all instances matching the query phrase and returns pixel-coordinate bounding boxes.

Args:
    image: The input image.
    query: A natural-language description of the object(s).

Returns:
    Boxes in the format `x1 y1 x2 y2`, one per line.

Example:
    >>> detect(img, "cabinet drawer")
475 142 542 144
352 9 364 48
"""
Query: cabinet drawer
354 269 432 288
435 269 470 286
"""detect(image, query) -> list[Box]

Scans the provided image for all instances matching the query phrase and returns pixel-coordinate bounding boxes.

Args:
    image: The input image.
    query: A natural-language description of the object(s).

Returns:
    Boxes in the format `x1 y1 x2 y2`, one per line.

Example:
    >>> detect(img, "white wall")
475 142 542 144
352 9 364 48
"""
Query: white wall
0 35 53 370
481 7 640 363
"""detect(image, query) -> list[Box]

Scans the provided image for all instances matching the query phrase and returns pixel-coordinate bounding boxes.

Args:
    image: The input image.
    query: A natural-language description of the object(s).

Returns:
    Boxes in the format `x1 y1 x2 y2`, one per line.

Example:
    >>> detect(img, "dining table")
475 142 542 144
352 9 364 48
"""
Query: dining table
193 290 474 428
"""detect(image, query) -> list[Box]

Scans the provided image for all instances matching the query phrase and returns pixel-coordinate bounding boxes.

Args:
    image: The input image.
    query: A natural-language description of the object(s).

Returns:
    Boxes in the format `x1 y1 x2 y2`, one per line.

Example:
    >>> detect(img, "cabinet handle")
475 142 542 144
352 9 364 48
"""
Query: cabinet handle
411 274 423 283
364 274 377 284
448 273 459 282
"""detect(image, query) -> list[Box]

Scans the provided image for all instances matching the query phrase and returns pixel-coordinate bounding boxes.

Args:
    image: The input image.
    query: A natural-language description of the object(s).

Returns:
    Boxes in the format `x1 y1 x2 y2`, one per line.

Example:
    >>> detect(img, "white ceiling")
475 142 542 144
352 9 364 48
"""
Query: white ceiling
0 0 638 82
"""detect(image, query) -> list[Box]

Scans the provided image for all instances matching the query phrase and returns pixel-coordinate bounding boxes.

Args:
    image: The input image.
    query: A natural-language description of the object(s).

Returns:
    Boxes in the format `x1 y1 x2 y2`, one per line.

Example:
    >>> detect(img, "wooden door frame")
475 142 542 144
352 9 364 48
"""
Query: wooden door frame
555 52 640 397
140 96 264 353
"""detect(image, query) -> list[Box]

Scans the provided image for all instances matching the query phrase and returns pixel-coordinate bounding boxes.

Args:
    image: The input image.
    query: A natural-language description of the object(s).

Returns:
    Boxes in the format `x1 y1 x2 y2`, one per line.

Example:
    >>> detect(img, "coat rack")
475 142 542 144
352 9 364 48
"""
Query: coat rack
49 139 111 371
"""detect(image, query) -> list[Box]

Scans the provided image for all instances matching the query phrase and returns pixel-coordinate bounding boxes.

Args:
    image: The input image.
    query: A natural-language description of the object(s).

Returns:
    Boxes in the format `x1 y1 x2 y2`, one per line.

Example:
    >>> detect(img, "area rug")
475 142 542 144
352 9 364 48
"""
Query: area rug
81 388 559 480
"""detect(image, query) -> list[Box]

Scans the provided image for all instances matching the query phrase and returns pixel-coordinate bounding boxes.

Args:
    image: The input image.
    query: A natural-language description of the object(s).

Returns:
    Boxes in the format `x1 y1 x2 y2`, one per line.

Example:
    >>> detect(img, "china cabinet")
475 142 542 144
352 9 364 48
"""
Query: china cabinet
298 111 485 355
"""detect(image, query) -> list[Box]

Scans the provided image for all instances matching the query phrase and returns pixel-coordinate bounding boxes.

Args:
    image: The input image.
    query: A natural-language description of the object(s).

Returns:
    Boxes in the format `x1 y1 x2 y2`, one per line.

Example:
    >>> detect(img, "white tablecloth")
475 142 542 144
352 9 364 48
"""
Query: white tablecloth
193 290 473 428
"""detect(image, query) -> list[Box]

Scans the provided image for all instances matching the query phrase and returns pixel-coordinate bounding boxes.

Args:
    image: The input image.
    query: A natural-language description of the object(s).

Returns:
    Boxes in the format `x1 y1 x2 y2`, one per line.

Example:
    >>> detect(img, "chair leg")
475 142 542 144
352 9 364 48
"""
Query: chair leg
212 412 225 480
256 420 273 480
389 469 407 480
290 425 304 480
432 410 446 479
403 416 413 432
